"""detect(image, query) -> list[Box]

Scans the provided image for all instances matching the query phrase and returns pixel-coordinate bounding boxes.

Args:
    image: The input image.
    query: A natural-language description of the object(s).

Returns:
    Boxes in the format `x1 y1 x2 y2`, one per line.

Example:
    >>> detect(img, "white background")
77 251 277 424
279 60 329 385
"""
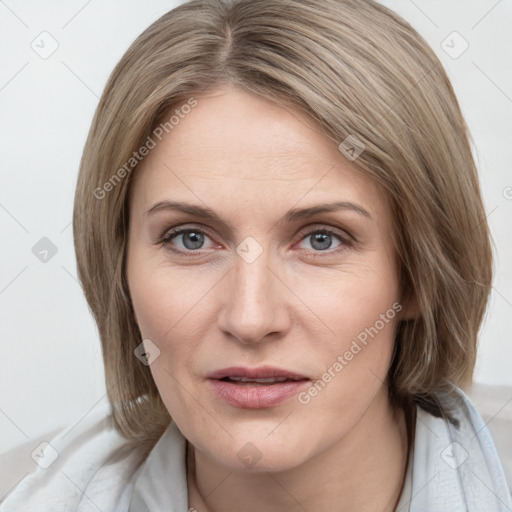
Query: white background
1 0 511 455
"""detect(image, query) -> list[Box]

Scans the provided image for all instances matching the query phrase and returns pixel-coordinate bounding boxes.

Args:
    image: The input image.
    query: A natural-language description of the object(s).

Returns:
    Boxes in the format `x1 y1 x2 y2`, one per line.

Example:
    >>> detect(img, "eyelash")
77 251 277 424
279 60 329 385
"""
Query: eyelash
158 225 353 258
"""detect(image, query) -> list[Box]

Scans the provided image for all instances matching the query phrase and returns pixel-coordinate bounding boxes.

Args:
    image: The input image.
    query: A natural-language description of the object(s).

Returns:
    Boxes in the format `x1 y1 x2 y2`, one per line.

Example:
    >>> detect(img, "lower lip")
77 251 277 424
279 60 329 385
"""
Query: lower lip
208 378 310 409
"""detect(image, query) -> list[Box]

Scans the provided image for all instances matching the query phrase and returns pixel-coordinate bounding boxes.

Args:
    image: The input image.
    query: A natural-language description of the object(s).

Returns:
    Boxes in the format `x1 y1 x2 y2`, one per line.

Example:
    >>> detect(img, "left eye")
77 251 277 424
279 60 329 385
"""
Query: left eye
296 230 343 252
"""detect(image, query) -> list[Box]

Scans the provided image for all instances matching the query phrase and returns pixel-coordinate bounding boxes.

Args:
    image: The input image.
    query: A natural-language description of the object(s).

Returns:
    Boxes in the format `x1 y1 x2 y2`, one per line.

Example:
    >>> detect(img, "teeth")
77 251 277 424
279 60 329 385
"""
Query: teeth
228 377 289 383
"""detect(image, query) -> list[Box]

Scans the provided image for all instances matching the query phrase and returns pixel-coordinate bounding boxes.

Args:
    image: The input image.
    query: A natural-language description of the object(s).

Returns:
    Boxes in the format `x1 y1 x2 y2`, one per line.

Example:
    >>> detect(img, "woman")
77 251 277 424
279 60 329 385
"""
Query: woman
2 0 510 510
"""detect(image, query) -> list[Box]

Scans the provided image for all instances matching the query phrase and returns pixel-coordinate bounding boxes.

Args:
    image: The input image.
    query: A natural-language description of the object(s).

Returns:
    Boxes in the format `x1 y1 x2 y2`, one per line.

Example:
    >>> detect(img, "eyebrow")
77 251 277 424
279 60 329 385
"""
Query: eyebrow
144 200 372 225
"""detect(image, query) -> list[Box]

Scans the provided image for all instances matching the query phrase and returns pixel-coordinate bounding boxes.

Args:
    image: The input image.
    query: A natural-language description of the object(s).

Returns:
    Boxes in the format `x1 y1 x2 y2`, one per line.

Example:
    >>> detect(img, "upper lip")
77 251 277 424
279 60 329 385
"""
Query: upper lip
207 366 310 380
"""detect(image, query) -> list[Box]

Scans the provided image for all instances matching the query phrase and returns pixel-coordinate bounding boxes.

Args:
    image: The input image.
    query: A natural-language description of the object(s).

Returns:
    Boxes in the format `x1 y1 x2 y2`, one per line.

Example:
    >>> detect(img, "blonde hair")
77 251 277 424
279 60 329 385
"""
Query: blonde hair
73 0 492 448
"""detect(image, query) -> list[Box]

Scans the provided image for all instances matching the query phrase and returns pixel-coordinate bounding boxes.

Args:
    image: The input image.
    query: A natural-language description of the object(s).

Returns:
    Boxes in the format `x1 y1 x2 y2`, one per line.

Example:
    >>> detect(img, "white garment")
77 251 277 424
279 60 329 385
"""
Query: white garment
394 387 512 511
1 387 510 511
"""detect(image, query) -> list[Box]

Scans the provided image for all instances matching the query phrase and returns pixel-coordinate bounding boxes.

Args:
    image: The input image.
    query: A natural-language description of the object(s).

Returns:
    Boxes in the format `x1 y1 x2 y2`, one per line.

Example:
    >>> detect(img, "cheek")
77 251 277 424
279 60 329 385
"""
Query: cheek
300 260 400 344
128 255 215 341
127 258 221 406
295 258 401 398
127 262 209 411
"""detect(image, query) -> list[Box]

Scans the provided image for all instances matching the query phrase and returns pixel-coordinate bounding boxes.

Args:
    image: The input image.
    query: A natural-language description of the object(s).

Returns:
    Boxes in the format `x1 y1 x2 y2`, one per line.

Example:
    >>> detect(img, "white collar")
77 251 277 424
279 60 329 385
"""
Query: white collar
128 419 188 511
129 388 512 511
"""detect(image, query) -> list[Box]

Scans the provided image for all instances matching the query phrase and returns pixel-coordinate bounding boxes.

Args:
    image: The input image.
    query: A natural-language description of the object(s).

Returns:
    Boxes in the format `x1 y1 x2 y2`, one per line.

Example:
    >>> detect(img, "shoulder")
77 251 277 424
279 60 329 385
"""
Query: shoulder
409 385 512 511
0 402 147 512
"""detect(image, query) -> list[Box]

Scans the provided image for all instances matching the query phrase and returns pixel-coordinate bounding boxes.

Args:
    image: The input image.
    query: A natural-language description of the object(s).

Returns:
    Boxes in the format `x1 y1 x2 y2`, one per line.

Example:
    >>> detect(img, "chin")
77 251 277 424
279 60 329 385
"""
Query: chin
196 427 316 473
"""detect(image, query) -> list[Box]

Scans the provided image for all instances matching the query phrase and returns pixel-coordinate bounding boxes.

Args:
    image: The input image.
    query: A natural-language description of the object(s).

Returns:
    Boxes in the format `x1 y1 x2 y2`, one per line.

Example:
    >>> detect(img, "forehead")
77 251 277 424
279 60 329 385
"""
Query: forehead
129 85 387 221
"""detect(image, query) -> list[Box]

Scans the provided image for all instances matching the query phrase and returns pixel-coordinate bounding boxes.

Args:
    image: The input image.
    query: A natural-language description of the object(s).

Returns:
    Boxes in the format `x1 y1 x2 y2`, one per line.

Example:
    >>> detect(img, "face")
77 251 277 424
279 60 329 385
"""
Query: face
126 84 404 473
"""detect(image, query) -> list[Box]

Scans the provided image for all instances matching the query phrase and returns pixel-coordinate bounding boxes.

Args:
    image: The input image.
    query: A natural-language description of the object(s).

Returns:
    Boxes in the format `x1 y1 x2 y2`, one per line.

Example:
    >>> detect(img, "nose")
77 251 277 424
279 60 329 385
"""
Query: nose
216 246 291 345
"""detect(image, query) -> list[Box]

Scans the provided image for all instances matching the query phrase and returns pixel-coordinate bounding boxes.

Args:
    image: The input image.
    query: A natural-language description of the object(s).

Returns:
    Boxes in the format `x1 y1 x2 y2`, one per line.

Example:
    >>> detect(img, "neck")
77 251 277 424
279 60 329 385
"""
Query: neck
187 385 409 512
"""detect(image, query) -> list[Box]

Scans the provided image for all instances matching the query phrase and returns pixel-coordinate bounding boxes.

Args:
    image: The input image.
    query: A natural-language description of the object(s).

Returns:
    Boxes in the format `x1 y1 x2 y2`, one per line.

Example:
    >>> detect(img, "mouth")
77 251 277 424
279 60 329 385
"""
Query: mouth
207 366 311 409
218 376 305 385
207 365 310 381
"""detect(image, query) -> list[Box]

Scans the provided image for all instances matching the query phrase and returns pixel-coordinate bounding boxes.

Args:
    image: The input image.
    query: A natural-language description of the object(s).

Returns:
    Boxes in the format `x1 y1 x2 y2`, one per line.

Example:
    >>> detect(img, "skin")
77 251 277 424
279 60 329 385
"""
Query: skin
126 83 412 512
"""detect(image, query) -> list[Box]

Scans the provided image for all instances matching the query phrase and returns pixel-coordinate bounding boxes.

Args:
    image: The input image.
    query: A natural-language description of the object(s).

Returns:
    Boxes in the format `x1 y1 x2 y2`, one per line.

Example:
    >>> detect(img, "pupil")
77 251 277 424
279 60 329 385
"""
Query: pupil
311 232 332 250
183 231 204 250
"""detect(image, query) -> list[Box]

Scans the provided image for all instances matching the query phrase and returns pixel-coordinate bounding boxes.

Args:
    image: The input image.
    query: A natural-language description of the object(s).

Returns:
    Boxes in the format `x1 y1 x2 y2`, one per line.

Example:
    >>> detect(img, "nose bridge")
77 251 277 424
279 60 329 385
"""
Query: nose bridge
218 242 288 343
